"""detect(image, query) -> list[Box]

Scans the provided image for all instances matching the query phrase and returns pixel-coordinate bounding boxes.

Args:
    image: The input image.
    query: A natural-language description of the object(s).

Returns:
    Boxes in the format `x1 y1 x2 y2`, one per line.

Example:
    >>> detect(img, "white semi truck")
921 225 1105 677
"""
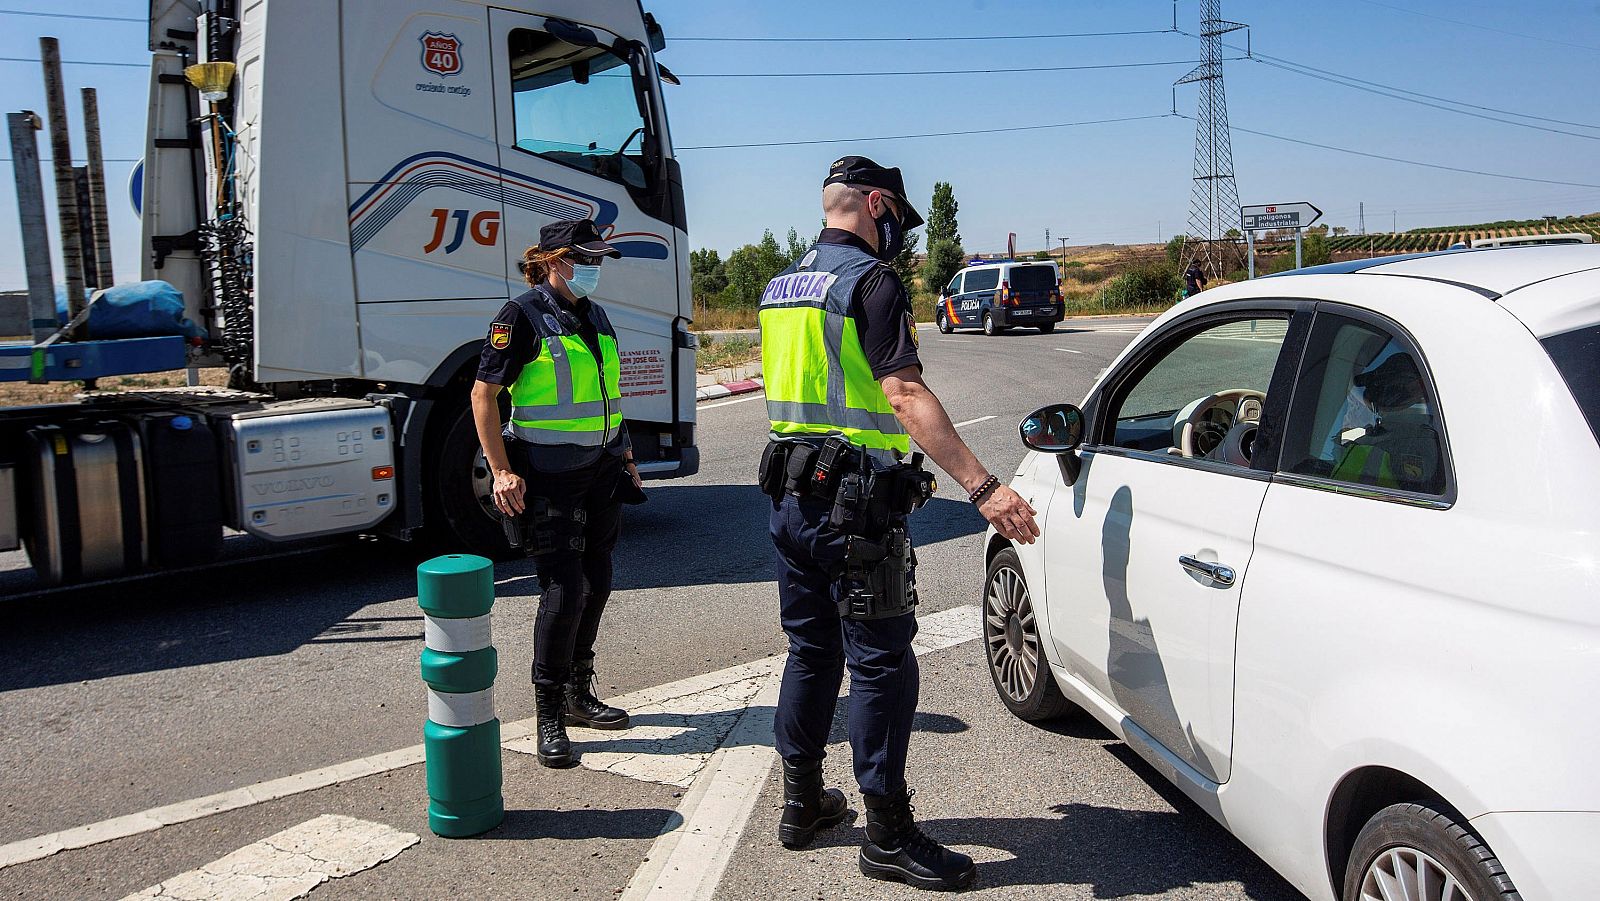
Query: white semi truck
0 0 697 585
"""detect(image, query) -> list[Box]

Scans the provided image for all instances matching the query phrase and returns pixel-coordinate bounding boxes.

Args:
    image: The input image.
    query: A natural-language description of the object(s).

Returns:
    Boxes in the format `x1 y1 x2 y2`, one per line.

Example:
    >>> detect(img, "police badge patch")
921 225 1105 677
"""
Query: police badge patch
489 322 511 350
906 313 920 348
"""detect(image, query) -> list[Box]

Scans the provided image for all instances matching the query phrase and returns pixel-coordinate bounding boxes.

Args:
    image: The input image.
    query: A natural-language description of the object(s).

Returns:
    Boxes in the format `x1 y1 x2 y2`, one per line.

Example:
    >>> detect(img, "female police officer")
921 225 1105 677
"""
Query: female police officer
470 218 641 769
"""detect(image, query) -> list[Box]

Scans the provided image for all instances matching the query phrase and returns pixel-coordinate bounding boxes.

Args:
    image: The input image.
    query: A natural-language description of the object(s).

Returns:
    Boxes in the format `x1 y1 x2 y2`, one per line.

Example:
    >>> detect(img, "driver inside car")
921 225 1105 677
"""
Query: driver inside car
1331 352 1442 492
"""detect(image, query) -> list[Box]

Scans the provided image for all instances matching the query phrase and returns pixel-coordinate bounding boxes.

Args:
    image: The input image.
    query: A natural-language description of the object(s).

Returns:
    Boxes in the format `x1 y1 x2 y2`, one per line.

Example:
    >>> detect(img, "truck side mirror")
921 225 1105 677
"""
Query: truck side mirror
1019 404 1084 454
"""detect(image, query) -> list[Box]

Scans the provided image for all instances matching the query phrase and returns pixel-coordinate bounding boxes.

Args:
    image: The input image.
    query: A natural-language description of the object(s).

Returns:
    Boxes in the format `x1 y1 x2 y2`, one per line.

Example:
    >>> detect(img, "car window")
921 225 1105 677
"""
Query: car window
1542 323 1600 447
946 273 963 295
1280 313 1448 496
1008 266 1056 291
508 27 652 190
965 269 999 292
1105 317 1290 466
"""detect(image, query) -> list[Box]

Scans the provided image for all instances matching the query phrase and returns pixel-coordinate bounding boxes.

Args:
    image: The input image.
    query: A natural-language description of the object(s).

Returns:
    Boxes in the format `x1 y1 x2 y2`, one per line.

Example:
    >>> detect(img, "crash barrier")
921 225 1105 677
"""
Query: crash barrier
418 554 504 837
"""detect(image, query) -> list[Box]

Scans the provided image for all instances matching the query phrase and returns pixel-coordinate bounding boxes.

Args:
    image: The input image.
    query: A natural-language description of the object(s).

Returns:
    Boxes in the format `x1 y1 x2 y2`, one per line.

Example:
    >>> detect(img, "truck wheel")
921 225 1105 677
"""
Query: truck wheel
428 403 518 560
1342 802 1521 901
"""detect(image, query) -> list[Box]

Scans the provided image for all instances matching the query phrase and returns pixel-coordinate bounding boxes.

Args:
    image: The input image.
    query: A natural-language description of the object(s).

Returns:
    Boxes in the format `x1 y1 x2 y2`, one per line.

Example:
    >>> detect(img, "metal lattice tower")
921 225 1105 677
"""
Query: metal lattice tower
1176 0 1245 278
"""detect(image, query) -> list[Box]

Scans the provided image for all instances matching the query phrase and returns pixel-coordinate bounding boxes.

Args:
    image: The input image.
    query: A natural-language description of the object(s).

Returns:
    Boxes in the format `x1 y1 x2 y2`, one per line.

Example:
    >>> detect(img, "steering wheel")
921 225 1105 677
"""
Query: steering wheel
1177 389 1266 459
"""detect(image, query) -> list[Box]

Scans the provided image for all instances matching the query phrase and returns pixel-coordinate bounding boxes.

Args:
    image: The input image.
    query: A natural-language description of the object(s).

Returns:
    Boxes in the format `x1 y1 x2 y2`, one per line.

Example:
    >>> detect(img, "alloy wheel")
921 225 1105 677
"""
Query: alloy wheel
985 561 1040 702
1360 846 1475 901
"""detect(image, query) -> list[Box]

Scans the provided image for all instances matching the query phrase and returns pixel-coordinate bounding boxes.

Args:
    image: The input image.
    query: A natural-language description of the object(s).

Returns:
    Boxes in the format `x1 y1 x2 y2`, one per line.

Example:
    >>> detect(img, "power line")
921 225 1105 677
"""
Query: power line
1346 0 1600 54
0 8 144 23
1183 113 1600 190
672 28 1174 42
678 112 1173 150
0 158 139 163
681 58 1231 78
0 55 145 68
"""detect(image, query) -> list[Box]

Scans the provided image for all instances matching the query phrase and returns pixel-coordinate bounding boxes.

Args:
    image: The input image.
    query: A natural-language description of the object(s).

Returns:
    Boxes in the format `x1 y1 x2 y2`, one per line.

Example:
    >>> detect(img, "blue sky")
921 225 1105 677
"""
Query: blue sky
0 0 1596 288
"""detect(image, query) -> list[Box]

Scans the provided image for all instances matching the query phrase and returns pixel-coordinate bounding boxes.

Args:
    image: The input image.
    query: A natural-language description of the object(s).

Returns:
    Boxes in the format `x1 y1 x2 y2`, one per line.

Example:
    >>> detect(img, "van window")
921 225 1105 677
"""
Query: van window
965 269 999 292
1008 266 1056 291
508 27 653 190
946 273 963 295
1543 324 1600 446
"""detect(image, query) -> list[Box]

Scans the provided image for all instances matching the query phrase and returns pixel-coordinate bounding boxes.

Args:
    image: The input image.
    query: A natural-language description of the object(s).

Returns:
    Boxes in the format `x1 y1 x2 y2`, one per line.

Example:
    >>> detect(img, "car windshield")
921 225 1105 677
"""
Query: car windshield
1009 266 1056 291
1542 323 1600 446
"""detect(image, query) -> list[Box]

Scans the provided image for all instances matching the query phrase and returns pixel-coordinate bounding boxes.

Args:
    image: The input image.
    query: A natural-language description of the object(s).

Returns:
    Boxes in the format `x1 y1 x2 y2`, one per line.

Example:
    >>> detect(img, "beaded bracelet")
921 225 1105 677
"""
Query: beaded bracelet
968 474 1000 505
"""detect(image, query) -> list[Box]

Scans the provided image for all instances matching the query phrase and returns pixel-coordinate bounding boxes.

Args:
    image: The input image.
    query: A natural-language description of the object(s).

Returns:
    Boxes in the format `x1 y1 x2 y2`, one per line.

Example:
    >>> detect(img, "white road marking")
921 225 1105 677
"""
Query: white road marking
1055 348 1084 354
699 392 766 410
953 415 996 428
121 814 417 901
619 604 983 901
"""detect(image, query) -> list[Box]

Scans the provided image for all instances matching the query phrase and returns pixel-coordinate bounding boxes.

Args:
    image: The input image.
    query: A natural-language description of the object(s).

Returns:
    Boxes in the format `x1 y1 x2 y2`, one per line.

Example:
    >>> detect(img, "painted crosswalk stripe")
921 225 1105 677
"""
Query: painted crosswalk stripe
618 604 983 901
121 814 417 901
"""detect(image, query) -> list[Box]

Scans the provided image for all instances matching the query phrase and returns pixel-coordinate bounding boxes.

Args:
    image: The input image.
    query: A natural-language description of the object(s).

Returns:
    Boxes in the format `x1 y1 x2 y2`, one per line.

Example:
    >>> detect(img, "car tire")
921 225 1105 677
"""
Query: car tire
983 312 999 336
984 548 1076 722
427 402 521 561
1342 802 1521 901
1037 322 1055 334
937 309 954 334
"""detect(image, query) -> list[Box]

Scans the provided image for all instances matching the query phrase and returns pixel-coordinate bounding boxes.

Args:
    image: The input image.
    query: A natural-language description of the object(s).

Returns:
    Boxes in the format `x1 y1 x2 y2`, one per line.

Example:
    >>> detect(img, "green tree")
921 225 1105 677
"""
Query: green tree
689 248 727 304
1096 260 1183 310
1165 234 1187 266
1032 251 1051 261
723 230 792 307
921 239 965 295
890 230 921 291
919 182 965 293
785 227 811 264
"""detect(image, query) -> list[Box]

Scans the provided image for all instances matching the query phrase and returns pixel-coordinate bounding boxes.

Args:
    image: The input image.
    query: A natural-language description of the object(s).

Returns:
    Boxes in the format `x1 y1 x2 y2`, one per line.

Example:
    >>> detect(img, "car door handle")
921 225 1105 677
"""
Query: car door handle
1178 555 1236 586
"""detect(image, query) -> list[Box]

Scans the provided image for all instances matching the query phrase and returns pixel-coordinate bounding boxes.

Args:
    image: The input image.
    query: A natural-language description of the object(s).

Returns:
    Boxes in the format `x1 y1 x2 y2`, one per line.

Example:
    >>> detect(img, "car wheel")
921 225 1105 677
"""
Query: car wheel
1343 802 1521 901
1037 322 1055 334
937 309 954 334
983 312 999 336
984 548 1075 721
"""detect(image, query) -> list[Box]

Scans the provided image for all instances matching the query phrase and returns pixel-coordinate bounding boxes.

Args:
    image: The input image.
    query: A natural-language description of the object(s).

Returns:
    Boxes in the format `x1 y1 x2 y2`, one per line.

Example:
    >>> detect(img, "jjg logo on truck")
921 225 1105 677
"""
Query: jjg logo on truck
424 209 500 254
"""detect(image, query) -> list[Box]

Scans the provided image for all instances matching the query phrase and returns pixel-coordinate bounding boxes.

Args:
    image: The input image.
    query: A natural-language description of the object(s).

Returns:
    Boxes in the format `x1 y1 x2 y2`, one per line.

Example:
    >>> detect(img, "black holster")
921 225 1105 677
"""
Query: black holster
504 496 588 556
837 527 918 620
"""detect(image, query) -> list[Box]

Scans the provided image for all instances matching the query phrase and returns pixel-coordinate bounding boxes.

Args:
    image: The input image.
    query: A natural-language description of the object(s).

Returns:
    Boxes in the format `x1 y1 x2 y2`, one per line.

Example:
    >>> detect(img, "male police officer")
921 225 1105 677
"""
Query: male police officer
758 156 1039 891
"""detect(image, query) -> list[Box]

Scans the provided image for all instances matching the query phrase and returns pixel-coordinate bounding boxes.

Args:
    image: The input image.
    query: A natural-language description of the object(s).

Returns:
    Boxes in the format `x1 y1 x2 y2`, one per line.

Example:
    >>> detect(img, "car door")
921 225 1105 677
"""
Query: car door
1042 306 1305 784
962 267 998 320
943 272 965 324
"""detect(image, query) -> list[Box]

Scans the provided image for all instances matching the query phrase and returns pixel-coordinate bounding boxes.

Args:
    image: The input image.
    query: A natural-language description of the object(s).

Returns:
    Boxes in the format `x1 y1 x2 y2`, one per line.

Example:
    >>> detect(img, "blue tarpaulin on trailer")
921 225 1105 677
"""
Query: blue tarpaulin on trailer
55 280 206 340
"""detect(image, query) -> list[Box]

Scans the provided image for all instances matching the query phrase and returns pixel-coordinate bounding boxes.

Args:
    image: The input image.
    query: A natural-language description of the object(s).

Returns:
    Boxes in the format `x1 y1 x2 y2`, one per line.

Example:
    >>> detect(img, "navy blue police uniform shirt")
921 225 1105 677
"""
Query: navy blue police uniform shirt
814 228 923 378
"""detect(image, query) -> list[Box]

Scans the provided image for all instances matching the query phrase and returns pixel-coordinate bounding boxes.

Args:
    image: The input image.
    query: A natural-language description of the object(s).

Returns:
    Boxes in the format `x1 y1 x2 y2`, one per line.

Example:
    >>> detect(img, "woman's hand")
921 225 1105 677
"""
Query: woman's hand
492 468 526 516
625 460 642 490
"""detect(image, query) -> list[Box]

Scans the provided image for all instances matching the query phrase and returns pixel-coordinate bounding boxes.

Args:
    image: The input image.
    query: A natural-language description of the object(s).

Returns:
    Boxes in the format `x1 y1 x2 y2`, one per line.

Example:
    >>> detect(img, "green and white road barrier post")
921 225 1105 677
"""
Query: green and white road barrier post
418 554 505 837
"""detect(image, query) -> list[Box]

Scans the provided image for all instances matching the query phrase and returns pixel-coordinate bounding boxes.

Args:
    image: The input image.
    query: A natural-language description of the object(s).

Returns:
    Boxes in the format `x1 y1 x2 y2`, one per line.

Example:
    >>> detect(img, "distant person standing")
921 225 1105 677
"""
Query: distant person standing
1184 260 1209 297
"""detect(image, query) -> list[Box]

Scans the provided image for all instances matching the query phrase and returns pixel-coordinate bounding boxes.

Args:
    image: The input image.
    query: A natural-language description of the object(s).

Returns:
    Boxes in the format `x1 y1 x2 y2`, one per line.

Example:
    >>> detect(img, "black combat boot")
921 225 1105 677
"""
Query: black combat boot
534 683 574 768
859 789 977 891
564 658 629 730
777 758 849 850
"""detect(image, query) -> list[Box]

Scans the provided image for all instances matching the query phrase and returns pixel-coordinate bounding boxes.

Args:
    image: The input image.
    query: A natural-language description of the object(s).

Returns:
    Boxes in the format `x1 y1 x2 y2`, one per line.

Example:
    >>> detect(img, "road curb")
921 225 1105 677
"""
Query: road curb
696 377 762 402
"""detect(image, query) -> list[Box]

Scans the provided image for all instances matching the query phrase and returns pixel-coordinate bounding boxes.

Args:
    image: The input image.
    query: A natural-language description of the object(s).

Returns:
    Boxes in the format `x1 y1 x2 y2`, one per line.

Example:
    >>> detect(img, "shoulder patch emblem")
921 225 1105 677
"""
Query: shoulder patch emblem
489 322 511 350
906 312 920 348
799 249 818 270
543 313 564 334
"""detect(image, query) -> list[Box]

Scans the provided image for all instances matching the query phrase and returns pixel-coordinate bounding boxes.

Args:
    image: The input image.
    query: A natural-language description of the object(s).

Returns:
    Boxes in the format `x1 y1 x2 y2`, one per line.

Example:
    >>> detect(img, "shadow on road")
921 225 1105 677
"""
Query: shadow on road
483 807 681 841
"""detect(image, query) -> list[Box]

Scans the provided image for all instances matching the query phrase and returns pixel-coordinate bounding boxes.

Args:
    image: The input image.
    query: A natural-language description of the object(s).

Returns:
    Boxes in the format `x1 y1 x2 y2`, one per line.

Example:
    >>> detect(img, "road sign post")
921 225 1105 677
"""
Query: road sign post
1240 202 1322 278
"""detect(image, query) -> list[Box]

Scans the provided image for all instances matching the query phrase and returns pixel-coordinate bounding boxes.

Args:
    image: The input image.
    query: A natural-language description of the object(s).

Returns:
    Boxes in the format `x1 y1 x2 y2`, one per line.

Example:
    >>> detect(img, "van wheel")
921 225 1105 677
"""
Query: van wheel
1037 322 1055 334
984 548 1076 721
937 309 954 334
427 403 519 561
1342 803 1521 901
983 312 1000 336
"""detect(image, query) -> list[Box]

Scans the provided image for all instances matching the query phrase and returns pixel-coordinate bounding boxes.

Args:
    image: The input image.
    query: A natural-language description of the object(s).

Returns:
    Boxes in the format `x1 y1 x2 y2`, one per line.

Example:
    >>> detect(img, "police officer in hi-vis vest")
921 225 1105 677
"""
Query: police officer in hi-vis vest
471 218 643 769
757 157 1040 891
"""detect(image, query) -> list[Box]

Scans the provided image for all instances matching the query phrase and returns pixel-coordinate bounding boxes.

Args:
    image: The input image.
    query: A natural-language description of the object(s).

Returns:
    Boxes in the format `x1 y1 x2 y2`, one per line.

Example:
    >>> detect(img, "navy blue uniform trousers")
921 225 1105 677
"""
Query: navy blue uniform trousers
770 492 919 797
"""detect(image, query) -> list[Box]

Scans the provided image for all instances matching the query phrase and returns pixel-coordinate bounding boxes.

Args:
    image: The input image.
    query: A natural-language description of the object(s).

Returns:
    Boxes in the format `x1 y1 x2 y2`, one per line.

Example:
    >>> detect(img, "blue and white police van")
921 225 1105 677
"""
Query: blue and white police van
935 260 1064 335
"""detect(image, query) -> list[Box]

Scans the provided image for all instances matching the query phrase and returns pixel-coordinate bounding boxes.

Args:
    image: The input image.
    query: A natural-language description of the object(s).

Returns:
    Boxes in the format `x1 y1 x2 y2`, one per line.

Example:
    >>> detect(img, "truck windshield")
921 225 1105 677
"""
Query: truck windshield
1009 266 1056 291
1542 323 1600 446
508 28 653 191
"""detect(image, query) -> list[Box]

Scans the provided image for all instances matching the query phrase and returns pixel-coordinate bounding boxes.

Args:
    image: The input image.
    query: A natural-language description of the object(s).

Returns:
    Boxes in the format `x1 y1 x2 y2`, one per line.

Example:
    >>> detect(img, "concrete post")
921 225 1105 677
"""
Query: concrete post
1294 229 1303 271
418 554 504 838
7 111 57 343
39 38 86 333
81 88 114 287
1245 229 1255 279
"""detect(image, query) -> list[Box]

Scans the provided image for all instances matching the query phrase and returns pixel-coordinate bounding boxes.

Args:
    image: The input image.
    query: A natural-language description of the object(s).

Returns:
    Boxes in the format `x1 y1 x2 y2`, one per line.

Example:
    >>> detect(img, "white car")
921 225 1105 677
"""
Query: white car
983 245 1600 901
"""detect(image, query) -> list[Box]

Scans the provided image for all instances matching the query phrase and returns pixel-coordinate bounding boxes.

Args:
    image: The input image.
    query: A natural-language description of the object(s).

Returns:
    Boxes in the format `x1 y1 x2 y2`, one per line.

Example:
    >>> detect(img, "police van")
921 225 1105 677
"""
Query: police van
936 260 1064 335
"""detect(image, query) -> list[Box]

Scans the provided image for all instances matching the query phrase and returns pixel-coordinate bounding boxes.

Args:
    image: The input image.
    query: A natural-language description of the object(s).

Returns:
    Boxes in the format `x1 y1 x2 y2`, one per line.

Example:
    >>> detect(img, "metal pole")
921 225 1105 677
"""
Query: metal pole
81 87 113 287
39 38 86 334
8 111 57 343
1294 229 1303 270
1246 228 1255 279
73 166 99 289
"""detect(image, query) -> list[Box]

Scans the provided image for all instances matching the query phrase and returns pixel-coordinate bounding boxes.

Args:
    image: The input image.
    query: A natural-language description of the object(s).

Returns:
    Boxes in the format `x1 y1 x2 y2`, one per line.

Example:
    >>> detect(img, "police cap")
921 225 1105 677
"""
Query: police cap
539 218 622 259
824 155 924 230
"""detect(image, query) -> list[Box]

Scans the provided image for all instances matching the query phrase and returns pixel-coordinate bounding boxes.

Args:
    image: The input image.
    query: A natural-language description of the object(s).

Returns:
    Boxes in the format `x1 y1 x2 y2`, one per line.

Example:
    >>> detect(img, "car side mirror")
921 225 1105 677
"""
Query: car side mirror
1019 404 1084 454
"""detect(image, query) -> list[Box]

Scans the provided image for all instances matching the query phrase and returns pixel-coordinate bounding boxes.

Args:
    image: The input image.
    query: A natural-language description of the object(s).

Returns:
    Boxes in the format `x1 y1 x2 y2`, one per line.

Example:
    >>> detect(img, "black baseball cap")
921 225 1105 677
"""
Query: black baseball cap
824 155 924 230
539 218 622 259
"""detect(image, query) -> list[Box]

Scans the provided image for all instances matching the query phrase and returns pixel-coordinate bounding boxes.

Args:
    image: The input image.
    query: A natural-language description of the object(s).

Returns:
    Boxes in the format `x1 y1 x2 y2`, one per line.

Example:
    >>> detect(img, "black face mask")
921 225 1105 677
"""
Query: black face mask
872 202 905 261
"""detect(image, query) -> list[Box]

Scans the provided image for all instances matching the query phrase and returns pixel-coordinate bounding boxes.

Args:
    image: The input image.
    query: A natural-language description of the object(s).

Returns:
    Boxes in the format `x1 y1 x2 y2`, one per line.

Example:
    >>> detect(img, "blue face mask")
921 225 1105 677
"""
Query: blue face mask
563 264 602 299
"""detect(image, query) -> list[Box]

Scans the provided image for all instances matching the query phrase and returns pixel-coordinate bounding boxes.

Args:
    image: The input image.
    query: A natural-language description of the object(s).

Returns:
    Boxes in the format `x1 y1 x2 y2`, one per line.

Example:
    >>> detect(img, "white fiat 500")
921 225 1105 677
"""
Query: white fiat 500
983 245 1600 901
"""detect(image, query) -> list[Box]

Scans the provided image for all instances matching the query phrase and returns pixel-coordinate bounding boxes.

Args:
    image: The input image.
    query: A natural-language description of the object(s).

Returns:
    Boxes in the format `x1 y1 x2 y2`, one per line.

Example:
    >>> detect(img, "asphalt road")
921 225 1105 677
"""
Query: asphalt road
0 315 1304 899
